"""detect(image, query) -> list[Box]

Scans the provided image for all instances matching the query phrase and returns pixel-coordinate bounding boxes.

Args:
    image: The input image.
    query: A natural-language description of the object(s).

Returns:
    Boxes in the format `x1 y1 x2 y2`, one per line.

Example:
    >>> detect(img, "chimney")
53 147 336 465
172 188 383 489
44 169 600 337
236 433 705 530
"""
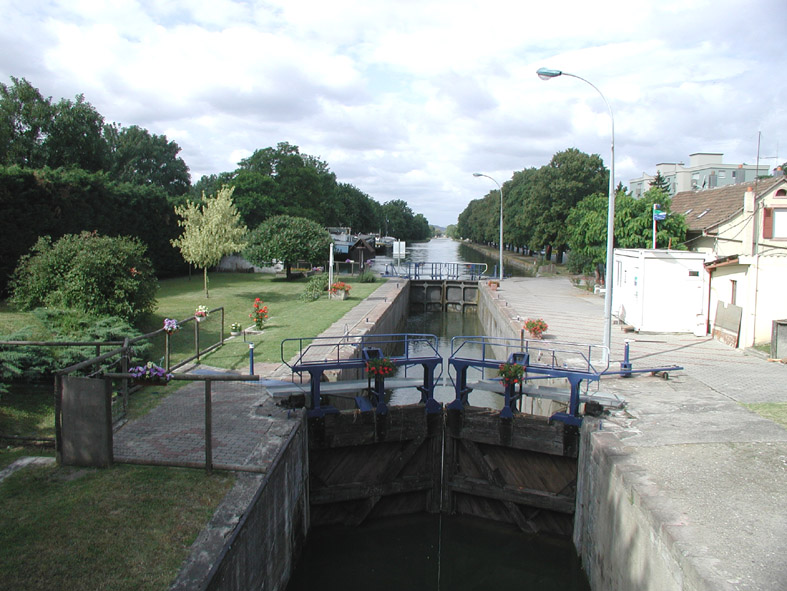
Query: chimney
742 186 756 255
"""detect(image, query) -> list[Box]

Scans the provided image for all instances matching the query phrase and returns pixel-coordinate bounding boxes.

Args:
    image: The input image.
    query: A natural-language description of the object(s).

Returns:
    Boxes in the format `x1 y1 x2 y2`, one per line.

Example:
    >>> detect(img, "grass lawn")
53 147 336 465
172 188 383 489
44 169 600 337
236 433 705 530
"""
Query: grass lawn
141 272 384 369
0 461 233 591
745 402 787 429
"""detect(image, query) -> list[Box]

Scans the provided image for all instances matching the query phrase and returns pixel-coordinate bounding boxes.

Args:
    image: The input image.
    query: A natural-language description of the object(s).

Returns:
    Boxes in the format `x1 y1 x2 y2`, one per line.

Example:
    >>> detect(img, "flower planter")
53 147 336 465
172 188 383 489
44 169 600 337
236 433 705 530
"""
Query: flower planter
230 331 241 337
488 280 499 291
196 316 205 323
331 290 348 300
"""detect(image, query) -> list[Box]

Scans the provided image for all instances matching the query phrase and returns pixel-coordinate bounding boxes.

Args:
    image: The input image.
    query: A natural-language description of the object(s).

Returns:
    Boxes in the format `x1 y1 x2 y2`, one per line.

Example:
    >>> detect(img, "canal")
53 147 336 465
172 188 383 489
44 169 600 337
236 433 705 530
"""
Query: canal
287 239 590 591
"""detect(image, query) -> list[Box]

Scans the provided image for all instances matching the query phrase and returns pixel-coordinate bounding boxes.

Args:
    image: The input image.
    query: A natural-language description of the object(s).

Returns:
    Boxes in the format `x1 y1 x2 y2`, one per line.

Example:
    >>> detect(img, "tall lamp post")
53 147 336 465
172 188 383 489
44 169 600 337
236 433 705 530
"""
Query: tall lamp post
537 67 615 361
472 173 504 281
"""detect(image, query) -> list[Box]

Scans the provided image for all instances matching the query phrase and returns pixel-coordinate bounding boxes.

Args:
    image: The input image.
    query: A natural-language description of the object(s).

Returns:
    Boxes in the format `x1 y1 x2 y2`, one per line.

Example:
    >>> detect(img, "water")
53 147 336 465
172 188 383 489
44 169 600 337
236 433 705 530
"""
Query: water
286 514 589 591
286 239 590 590
371 237 531 278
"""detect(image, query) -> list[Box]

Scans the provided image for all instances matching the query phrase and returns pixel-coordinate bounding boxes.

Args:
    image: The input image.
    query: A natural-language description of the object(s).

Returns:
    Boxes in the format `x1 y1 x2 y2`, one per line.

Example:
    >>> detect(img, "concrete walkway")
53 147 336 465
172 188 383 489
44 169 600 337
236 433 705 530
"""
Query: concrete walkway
491 276 787 591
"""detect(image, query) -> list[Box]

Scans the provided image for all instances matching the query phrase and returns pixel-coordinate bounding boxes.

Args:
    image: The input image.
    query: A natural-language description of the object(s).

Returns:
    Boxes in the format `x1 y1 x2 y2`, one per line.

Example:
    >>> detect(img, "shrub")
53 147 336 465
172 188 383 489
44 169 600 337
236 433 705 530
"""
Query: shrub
358 269 377 283
10 232 157 322
300 273 329 301
0 309 148 392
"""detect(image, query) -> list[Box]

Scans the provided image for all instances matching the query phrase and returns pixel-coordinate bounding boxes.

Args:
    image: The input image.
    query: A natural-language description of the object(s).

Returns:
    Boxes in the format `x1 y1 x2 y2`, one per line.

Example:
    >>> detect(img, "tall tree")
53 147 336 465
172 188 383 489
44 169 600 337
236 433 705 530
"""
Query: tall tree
45 94 108 171
171 186 247 297
243 215 332 279
0 77 52 167
106 125 190 195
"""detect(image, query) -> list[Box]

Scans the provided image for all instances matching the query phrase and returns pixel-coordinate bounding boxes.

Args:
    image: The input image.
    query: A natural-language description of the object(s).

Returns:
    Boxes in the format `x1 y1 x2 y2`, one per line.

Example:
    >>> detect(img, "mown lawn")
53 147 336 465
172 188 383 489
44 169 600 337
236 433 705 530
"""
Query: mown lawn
139 272 383 369
745 402 787 429
0 461 233 591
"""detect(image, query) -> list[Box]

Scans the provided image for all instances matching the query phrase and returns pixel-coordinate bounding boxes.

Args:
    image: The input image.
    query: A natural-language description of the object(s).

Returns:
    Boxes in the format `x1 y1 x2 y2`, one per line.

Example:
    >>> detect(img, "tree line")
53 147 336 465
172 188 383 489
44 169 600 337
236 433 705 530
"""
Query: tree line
0 78 431 294
453 148 688 274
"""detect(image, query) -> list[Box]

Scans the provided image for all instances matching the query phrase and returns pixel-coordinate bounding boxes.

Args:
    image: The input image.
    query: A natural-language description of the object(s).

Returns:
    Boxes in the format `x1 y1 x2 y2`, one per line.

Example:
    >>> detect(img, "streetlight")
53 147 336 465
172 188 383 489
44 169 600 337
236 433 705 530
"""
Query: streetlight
472 172 504 281
536 67 615 361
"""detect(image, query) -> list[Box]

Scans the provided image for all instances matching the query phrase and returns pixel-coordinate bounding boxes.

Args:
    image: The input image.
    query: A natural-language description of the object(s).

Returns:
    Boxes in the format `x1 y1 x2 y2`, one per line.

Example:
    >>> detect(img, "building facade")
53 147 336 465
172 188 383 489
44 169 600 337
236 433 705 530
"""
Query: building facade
629 153 766 198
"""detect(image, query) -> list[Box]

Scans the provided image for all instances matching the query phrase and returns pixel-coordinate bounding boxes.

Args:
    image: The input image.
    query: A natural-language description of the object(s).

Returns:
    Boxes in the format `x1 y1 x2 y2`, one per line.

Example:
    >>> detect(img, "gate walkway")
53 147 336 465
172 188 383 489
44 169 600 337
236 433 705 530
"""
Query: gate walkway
489 276 787 591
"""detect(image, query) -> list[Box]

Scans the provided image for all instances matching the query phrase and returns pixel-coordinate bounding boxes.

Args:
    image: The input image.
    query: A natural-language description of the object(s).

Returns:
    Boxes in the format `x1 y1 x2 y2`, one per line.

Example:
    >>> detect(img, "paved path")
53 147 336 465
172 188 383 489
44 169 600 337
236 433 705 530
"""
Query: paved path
493 276 787 591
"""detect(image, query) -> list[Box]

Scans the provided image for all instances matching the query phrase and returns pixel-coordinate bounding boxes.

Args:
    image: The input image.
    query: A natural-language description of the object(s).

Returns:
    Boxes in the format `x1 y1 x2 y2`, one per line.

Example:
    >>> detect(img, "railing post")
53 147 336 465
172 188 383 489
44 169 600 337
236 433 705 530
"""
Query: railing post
220 307 225 344
194 317 200 363
204 380 212 473
165 331 171 371
54 374 62 465
121 338 129 414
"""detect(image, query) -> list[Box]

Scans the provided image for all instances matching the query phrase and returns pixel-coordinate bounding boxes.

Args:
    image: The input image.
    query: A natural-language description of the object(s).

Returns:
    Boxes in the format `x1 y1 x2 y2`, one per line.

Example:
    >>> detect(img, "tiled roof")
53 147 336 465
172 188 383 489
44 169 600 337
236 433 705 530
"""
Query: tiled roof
671 177 784 232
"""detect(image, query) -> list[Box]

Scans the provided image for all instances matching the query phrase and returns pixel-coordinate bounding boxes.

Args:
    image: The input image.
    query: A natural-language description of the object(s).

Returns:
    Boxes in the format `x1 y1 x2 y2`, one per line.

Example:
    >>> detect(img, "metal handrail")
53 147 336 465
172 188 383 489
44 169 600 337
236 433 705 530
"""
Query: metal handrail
280 333 441 370
450 335 610 375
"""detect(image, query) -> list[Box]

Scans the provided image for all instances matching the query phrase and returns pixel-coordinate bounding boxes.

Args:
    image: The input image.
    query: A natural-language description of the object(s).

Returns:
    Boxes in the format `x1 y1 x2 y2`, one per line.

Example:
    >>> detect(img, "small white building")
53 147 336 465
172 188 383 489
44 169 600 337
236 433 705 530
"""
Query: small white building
612 249 710 335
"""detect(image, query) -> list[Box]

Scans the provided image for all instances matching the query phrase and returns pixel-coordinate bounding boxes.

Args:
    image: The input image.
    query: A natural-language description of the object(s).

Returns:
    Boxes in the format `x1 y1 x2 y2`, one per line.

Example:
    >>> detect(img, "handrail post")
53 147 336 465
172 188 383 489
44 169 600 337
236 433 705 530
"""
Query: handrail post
121 338 129 413
165 331 171 371
204 380 212 473
195 317 200 363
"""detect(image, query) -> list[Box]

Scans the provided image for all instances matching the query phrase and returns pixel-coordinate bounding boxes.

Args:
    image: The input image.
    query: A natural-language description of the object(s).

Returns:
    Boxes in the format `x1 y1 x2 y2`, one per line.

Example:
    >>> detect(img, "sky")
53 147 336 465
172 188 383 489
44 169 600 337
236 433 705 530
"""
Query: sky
2 0 785 227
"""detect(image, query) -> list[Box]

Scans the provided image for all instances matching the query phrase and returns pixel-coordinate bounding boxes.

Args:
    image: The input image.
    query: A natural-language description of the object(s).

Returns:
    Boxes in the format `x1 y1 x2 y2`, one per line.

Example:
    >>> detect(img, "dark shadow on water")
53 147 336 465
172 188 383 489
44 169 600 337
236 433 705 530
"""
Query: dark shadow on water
286 513 589 591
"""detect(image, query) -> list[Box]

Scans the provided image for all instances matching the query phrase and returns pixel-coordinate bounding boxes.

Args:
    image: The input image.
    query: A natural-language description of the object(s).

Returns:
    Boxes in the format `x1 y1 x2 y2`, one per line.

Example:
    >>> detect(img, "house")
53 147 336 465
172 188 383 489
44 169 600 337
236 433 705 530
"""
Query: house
629 153 766 198
671 176 787 348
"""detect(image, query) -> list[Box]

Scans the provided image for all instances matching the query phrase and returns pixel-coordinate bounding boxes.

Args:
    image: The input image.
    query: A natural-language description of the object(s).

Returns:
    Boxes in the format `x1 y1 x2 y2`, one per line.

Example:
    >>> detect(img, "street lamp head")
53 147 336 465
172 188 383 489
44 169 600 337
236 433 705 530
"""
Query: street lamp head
472 172 483 177
537 67 563 80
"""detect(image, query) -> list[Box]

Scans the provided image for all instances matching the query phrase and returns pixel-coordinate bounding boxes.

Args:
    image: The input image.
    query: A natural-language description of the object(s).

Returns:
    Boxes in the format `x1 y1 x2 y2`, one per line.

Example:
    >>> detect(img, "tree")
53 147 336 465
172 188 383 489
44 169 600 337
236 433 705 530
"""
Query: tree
106 125 190 195
565 186 687 274
10 231 157 322
649 170 671 193
45 94 108 171
171 186 247 297
0 77 52 167
244 215 333 279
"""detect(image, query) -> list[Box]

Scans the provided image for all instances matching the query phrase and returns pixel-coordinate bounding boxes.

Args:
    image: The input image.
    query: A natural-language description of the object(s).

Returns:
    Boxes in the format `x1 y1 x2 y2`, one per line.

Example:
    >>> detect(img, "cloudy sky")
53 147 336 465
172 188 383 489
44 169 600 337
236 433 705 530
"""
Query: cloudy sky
2 0 785 227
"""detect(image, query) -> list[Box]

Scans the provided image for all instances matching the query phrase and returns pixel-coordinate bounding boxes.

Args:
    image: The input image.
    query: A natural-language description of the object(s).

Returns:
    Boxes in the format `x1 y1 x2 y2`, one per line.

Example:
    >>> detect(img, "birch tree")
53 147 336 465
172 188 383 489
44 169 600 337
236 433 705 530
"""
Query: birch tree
171 185 247 297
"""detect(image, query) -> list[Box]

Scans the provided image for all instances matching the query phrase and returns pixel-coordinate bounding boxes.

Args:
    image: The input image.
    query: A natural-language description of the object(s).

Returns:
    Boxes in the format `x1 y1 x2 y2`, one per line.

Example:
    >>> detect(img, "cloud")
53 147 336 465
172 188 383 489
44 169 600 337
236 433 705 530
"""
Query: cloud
1 0 785 227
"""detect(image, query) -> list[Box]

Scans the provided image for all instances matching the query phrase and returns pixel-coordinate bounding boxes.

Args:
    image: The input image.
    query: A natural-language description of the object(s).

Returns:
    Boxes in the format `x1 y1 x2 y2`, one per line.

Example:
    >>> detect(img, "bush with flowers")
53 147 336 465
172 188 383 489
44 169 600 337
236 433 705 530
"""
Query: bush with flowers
366 357 395 378
524 318 548 339
498 362 524 387
250 298 269 329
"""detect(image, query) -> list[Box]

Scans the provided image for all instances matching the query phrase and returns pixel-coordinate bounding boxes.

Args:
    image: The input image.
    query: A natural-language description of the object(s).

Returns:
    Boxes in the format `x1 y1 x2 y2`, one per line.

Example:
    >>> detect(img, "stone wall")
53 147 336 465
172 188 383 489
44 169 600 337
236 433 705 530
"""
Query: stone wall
174 412 310 591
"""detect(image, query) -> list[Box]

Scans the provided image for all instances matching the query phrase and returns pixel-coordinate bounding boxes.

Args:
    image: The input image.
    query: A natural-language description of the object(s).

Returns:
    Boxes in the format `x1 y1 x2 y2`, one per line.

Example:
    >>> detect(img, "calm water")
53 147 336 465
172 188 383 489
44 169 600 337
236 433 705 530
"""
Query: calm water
371 237 531 278
286 239 590 591
286 514 589 591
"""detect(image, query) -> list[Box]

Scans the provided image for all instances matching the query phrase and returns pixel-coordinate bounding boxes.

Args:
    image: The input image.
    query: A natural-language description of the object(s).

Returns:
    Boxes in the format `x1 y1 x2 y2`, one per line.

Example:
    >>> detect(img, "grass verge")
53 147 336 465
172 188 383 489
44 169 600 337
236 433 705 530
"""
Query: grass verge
745 402 787 429
0 462 233 591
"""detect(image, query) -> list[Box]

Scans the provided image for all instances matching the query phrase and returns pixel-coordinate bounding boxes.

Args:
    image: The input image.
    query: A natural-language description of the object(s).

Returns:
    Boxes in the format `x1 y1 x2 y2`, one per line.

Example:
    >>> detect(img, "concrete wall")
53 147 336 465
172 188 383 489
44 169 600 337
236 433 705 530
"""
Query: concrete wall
61 376 113 467
179 412 310 591
574 420 707 591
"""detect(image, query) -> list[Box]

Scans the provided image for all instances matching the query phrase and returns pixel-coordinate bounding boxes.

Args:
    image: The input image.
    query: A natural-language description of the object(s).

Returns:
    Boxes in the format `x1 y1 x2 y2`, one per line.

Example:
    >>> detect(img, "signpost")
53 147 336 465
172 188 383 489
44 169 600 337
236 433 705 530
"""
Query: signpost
652 203 666 248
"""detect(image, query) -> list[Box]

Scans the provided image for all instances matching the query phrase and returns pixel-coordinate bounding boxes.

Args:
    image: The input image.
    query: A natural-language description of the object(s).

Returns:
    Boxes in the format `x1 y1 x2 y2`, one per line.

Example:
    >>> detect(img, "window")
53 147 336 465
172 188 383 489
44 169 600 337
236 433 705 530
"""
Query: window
718 171 726 179
766 208 787 239
730 280 737 306
776 189 786 198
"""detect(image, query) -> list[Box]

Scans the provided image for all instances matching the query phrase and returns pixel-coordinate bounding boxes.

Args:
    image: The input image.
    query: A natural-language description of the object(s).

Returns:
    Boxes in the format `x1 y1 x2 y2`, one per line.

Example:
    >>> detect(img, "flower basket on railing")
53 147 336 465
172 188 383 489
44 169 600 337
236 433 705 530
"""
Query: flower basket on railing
498 362 524 387
130 362 173 386
365 357 395 378
195 305 209 323
524 318 548 339
163 318 180 334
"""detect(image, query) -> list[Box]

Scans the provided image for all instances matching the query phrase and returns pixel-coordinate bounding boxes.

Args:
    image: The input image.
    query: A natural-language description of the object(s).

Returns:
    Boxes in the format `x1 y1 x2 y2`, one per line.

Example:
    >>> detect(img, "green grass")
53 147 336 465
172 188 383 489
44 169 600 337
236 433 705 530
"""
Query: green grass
143 273 384 369
0 384 54 440
0 462 233 591
0 445 54 470
745 402 787 429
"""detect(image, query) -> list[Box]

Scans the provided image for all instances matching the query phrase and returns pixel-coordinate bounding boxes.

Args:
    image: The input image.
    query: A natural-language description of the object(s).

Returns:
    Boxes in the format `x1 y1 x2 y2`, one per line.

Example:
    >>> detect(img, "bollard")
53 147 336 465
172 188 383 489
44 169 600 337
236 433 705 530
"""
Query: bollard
249 342 255 376
620 339 632 377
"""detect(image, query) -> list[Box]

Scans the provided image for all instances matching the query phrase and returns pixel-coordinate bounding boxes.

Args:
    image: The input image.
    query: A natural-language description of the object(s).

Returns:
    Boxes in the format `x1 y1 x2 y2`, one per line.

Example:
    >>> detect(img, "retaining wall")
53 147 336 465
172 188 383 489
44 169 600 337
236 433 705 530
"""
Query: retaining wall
172 412 310 591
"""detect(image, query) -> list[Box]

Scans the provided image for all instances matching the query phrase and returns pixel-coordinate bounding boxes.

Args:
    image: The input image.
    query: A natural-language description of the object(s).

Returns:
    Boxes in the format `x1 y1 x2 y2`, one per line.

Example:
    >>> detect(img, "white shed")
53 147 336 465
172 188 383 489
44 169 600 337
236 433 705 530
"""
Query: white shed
612 249 710 335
